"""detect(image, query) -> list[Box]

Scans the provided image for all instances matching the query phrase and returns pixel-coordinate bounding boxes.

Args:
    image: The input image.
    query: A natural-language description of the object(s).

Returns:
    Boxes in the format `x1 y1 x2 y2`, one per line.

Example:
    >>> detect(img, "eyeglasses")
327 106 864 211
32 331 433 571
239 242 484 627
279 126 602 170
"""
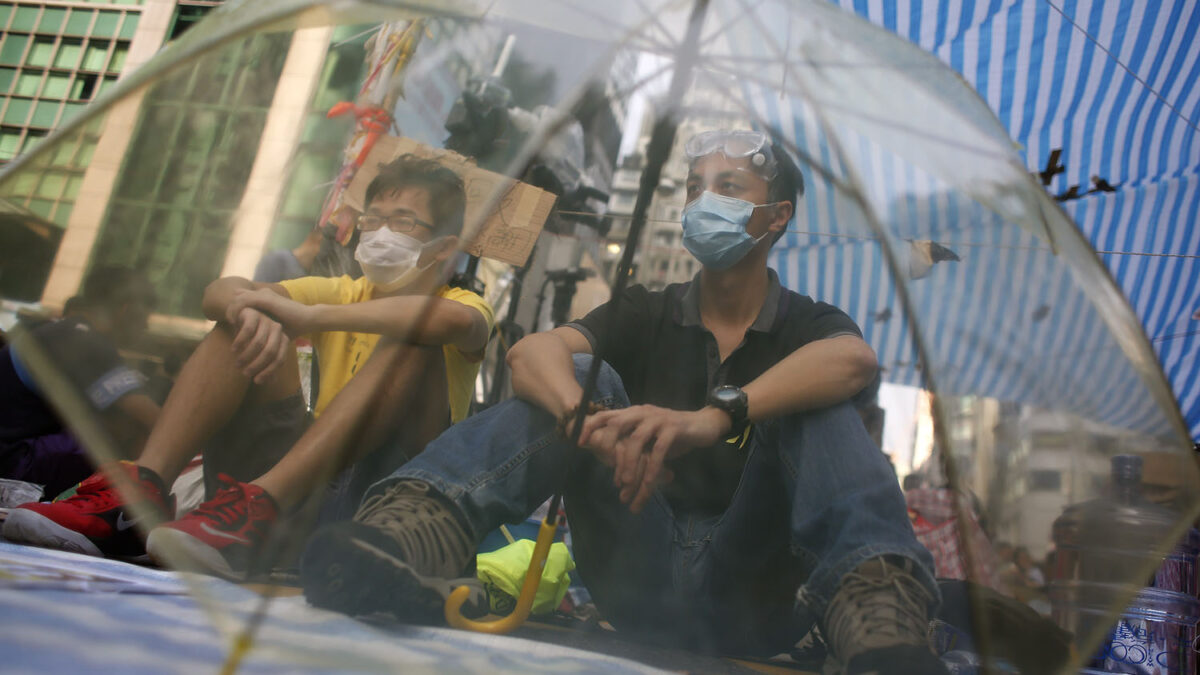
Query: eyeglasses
356 213 434 233
684 129 778 179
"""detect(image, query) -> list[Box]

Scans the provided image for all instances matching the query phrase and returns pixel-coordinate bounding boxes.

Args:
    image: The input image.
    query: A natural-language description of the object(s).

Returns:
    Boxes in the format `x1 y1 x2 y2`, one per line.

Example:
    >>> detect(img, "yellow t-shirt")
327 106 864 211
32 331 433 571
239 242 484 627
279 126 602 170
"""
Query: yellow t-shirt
278 275 494 423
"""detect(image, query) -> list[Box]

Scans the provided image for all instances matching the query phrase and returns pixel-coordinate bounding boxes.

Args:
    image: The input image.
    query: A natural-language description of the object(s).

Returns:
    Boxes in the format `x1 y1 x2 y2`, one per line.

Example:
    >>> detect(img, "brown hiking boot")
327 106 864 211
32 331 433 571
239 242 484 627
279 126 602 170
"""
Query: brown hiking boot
822 557 948 675
300 479 487 622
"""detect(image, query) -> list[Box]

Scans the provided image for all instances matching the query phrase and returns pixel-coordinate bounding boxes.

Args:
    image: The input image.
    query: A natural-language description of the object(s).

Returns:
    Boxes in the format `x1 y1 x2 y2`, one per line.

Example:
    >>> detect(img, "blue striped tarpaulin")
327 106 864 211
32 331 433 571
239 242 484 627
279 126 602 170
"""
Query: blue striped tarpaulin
707 0 1198 438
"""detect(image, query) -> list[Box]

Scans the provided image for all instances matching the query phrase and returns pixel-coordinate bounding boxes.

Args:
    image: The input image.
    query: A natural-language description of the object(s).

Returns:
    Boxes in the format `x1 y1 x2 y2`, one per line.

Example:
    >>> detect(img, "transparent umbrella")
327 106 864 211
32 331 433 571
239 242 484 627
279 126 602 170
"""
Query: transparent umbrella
0 0 1196 673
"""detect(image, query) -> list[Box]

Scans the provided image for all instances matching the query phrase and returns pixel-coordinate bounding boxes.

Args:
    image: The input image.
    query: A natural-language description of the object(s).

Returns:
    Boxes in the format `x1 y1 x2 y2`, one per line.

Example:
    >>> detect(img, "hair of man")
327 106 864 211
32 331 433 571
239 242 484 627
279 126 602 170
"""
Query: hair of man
764 141 804 245
78 266 156 313
364 154 466 239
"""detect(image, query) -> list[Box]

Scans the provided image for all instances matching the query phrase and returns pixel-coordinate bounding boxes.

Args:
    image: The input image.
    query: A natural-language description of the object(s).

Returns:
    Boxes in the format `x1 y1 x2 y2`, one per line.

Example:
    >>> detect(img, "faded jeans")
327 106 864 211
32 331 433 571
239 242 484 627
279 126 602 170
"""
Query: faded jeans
370 355 938 654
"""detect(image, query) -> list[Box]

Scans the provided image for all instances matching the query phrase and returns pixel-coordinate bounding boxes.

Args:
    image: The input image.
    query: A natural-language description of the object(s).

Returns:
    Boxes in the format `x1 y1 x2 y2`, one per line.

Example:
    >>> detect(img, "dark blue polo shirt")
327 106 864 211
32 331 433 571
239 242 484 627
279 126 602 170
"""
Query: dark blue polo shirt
0 317 145 442
566 269 869 516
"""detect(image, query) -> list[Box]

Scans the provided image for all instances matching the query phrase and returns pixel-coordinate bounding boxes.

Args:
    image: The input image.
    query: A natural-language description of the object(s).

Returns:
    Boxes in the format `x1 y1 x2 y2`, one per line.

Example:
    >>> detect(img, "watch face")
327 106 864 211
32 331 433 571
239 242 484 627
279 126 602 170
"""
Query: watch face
713 387 741 404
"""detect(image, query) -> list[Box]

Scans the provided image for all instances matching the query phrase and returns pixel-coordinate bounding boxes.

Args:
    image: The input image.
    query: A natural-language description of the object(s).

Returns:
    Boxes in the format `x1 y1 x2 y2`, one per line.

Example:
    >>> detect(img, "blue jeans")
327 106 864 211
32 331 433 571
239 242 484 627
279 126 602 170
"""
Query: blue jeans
371 355 938 654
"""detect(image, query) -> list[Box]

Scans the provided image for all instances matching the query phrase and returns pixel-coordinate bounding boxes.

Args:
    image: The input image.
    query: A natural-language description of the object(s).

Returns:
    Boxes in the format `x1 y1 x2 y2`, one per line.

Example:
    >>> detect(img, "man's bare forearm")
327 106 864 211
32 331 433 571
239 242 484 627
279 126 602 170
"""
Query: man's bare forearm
202 277 288 322
202 277 256 322
309 297 487 351
506 329 587 419
743 335 878 421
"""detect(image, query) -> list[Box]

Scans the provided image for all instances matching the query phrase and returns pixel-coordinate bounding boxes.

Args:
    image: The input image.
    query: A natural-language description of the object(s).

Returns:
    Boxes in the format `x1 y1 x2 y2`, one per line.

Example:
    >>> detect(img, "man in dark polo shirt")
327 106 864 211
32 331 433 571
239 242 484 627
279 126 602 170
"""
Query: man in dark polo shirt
300 130 944 675
0 267 159 499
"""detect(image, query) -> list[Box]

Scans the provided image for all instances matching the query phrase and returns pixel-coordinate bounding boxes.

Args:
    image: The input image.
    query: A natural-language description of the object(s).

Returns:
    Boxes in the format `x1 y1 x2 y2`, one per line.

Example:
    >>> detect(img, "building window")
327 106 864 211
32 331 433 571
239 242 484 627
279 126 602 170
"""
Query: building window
89 32 291 317
168 4 216 40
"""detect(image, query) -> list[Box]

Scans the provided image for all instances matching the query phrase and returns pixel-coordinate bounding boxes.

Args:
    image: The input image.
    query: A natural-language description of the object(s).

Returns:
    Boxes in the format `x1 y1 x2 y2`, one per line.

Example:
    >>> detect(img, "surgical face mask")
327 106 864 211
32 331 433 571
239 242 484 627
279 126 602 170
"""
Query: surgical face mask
681 191 773 270
355 227 438 291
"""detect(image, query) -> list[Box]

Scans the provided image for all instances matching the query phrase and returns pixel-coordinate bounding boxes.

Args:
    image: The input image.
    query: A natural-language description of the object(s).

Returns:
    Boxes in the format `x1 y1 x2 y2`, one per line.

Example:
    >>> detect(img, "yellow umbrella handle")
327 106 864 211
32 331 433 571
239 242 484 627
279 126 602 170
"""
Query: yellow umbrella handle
444 518 558 633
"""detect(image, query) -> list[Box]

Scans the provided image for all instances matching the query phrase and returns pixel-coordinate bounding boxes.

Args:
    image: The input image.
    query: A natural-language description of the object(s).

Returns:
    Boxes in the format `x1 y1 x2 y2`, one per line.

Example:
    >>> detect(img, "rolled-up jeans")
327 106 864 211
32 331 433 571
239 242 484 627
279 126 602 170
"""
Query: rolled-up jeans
368 355 938 655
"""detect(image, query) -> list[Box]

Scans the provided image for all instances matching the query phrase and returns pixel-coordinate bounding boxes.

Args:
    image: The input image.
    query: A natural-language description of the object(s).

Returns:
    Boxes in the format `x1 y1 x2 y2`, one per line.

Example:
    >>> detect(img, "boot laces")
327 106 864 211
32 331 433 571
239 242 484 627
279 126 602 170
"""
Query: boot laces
824 559 931 663
192 476 253 527
354 480 472 579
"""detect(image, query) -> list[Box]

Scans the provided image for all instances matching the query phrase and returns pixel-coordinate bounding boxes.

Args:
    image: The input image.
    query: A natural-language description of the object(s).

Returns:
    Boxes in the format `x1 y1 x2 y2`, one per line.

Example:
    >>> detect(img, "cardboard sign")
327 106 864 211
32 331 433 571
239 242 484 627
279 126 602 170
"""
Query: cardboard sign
345 136 555 267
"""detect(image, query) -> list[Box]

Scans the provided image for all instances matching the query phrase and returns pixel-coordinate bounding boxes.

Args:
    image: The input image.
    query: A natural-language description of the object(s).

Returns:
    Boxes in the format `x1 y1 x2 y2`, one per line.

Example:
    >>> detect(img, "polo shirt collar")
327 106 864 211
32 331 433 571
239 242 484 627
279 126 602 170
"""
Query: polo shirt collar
678 268 783 333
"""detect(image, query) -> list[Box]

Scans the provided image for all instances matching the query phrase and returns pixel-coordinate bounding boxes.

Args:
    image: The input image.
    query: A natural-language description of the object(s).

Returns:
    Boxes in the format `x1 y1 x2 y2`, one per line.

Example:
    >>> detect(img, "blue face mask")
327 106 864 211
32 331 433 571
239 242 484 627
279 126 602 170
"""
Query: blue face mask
681 191 772 270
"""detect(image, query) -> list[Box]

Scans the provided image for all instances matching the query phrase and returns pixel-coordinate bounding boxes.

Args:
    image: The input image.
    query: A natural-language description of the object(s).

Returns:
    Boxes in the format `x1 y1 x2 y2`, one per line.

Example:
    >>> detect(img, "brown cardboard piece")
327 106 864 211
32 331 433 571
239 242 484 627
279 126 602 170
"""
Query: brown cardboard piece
345 136 555 267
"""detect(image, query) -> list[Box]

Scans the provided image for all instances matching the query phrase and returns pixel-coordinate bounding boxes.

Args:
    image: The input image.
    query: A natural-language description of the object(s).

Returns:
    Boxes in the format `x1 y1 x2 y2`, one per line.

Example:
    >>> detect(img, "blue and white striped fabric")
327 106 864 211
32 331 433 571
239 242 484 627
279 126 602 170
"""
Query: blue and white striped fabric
711 0 1198 437
0 541 666 674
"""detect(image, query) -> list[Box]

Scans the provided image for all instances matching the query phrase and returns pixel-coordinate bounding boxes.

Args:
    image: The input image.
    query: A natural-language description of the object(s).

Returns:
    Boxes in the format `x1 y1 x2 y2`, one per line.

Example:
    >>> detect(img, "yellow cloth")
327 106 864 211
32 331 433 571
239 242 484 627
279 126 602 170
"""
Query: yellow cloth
278 275 493 421
476 539 576 615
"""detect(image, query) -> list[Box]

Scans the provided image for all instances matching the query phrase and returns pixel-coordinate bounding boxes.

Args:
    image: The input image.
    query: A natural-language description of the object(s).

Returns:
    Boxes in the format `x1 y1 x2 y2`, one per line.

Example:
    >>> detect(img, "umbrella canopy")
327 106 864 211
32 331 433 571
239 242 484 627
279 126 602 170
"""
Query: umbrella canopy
0 0 1197 672
796 0 1200 439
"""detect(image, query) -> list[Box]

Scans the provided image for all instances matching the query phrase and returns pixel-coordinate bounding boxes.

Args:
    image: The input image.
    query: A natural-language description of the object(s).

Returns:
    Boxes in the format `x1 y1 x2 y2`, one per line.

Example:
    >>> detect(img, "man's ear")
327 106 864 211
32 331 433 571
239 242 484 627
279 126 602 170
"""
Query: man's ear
431 235 460 262
768 201 794 234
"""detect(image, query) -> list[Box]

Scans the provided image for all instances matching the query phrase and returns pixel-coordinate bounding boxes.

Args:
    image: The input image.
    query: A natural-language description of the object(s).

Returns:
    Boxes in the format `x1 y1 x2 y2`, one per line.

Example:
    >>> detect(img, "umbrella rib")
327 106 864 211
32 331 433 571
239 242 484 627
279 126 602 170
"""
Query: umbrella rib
692 51 948 71
610 60 677 106
1042 0 1200 135
699 0 772 45
554 0 679 54
627 0 687 50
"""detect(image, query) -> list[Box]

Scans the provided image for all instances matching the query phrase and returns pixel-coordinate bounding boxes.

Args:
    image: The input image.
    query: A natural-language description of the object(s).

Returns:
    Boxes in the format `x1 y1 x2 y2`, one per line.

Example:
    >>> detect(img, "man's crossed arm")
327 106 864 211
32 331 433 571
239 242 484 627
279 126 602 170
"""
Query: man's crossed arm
506 326 878 514
201 276 489 385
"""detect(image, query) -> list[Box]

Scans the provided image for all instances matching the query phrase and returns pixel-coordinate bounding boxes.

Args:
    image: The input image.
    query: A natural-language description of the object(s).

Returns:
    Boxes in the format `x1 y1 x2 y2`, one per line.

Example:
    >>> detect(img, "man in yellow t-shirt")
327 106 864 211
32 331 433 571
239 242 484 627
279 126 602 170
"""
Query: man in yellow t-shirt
6 155 495 580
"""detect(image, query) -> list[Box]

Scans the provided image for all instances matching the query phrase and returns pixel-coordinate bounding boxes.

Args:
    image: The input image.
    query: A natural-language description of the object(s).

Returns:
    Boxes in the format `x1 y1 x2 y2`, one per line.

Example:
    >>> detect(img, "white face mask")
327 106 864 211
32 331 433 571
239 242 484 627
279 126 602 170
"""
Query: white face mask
355 228 438 292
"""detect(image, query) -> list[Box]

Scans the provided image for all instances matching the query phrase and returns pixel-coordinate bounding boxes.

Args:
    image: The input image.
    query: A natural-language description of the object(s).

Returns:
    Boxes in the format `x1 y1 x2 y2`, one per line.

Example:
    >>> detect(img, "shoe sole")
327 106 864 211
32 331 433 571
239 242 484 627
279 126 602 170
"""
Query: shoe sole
145 528 243 581
3 509 103 557
301 528 476 623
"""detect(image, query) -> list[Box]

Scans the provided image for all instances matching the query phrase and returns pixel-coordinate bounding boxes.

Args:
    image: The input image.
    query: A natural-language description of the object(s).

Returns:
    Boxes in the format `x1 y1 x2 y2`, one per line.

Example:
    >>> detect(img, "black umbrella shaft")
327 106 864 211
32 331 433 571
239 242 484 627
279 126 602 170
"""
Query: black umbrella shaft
550 0 711 519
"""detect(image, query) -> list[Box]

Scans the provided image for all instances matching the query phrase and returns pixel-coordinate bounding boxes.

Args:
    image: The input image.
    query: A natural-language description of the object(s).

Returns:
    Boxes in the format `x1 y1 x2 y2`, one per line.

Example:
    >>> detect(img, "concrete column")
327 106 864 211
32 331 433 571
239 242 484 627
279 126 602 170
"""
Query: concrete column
40 0 176 310
219 25 332 280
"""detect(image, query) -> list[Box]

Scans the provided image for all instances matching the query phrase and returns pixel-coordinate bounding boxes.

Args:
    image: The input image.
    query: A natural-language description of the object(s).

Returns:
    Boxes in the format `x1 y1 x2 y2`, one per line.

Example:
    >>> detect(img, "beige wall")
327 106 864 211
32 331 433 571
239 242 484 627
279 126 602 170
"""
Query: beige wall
219 26 332 280
39 0 176 311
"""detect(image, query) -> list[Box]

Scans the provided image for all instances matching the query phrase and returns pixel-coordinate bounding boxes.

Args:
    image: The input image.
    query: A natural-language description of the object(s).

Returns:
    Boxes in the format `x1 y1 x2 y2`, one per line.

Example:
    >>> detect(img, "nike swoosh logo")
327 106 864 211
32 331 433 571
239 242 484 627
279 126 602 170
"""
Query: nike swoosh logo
115 513 140 531
199 522 251 545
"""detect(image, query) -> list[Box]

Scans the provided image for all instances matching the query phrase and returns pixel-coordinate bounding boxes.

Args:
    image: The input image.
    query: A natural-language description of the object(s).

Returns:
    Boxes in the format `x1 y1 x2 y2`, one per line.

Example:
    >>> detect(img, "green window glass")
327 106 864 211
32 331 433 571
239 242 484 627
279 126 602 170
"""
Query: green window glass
43 73 70 98
0 35 30 66
53 202 72 227
11 169 36 194
60 101 85 123
26 38 55 67
20 130 45 153
65 174 83 199
39 8 67 33
76 135 96 163
3 99 31 125
0 128 21 160
92 11 120 37
54 39 83 69
96 32 292 317
30 100 60 127
50 137 77 164
0 7 12 29
82 41 109 71
28 198 53 219
95 75 117 96
65 9 93 35
37 173 66 199
69 73 97 100
0 68 14 94
11 6 39 32
109 44 128 72
14 70 42 96
119 13 139 40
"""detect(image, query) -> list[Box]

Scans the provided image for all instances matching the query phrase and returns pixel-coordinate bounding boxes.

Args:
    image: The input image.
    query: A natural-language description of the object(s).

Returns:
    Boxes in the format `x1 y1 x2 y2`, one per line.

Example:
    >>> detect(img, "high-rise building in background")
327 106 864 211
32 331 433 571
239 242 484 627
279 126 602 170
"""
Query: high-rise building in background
0 3 467 341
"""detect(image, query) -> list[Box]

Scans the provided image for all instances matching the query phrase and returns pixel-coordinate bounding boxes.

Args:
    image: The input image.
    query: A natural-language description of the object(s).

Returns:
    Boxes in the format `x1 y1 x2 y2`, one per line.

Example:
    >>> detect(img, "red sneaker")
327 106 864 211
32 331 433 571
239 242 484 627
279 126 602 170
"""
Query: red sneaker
145 474 279 581
2 462 172 560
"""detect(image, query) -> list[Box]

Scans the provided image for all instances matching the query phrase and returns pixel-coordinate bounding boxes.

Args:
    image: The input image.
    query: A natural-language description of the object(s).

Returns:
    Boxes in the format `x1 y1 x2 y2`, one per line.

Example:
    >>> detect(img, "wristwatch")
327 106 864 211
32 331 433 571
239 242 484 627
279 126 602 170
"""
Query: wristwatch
707 385 749 432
